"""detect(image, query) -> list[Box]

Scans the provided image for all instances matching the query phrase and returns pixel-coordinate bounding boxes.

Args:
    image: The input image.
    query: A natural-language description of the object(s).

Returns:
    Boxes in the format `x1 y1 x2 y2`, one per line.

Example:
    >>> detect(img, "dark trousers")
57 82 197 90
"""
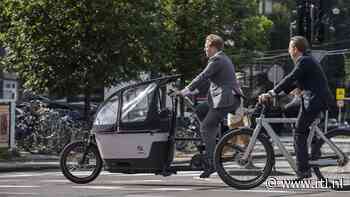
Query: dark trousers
294 101 322 173
201 97 240 167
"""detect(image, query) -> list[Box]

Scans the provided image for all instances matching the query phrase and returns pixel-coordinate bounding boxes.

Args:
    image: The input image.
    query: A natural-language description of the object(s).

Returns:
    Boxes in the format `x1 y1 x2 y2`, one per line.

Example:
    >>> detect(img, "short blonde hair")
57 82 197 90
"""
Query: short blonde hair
206 34 224 50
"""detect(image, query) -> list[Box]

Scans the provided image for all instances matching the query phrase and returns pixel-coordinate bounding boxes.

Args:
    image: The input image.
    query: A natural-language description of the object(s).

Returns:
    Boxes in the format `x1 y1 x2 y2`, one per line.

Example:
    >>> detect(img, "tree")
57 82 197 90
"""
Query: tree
0 0 167 118
160 0 273 79
0 0 273 118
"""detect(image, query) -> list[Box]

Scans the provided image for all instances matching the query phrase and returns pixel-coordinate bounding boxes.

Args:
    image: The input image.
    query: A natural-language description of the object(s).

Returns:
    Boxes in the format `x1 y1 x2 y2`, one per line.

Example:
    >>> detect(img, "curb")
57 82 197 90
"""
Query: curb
0 162 60 173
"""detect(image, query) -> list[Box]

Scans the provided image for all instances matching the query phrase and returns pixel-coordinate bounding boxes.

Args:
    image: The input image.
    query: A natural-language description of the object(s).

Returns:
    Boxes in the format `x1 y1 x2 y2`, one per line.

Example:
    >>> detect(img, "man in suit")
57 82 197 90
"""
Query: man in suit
179 34 243 178
259 36 333 180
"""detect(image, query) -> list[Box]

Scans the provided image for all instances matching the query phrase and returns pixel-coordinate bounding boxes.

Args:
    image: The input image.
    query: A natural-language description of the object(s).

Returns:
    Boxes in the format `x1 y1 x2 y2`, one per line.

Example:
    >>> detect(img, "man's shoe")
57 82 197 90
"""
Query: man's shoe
199 168 215 178
293 170 312 181
244 160 258 169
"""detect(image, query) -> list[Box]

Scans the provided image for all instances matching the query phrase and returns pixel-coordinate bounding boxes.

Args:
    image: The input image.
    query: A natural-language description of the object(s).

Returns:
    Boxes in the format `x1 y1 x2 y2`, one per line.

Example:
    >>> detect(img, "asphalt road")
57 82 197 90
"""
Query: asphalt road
0 169 350 197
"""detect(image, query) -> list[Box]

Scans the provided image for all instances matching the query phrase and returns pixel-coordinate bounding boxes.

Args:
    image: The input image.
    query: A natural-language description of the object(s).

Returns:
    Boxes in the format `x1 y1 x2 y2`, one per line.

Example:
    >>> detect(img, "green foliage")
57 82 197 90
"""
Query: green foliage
0 147 20 161
1 0 167 96
160 0 273 78
0 0 273 96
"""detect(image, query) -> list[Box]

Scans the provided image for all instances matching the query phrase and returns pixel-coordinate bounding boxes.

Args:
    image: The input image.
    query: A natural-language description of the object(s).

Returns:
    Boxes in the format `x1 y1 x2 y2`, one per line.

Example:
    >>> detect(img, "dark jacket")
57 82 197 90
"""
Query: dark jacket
273 55 333 111
187 51 243 109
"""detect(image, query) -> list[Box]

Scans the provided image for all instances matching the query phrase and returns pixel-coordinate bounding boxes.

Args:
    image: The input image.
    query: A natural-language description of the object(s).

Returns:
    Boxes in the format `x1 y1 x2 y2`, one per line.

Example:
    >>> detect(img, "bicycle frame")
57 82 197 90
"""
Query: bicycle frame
241 111 346 173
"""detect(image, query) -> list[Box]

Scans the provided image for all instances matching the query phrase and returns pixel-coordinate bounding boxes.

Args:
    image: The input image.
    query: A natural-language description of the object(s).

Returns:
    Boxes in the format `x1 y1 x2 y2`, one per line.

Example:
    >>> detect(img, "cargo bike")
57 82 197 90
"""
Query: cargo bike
60 75 226 184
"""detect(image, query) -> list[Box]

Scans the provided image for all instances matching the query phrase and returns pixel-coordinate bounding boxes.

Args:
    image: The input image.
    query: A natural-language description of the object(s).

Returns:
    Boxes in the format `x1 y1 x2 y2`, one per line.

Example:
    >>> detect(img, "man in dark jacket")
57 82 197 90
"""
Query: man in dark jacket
179 34 243 178
259 36 333 180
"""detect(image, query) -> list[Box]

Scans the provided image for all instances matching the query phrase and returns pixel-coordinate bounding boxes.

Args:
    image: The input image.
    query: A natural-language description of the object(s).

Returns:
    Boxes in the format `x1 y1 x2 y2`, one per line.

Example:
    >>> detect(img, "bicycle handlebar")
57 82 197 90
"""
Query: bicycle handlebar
248 103 267 117
168 88 180 97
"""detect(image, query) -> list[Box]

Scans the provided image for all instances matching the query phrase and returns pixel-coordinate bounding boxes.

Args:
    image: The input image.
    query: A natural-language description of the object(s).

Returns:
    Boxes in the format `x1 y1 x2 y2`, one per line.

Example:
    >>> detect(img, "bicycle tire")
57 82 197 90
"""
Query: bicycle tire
215 128 275 190
60 141 103 184
312 128 350 191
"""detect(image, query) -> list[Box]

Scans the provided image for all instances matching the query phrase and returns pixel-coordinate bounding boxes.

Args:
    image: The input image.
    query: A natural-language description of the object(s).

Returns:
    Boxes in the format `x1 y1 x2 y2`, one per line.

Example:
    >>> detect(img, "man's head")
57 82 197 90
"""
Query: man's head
288 36 309 61
205 34 224 58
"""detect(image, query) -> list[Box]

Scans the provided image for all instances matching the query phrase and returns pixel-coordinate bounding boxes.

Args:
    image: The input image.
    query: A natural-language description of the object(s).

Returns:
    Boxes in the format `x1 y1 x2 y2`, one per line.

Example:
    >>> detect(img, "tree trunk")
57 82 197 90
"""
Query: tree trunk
84 87 91 122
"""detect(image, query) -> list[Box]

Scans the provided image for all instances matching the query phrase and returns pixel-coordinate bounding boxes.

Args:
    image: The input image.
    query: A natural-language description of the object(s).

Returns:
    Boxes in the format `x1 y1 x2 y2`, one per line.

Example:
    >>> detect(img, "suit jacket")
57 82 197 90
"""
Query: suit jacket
187 51 243 109
273 55 333 111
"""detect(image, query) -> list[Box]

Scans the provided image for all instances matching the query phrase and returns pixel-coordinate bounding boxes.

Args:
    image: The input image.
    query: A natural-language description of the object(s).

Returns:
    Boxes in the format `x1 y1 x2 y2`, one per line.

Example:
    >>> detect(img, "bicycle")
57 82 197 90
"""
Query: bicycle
214 103 350 190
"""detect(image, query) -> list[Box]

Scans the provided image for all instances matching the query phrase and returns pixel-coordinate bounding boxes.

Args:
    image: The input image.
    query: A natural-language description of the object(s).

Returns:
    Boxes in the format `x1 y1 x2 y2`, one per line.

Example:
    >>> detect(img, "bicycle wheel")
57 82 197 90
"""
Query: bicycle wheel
312 129 350 190
215 128 274 190
60 141 103 184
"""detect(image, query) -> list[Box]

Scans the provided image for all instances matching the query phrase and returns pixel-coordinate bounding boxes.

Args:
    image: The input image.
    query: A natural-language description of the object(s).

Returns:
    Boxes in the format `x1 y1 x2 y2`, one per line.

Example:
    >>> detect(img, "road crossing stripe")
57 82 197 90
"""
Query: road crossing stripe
72 186 192 191
211 189 321 193
110 180 163 184
39 180 71 183
0 192 39 195
72 186 123 190
0 179 22 182
151 188 192 191
0 185 40 188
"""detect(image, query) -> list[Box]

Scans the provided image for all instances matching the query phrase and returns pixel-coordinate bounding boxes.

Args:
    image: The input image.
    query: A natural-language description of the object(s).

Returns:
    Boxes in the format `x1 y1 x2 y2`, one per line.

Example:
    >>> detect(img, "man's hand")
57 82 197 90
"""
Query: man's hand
258 93 272 104
290 88 302 96
179 87 192 96
169 89 182 97
169 87 191 97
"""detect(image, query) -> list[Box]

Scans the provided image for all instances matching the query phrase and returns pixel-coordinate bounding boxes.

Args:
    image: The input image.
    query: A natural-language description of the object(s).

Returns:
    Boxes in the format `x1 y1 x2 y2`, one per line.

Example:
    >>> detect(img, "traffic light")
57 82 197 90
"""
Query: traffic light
291 0 335 44
312 0 329 43
294 0 312 42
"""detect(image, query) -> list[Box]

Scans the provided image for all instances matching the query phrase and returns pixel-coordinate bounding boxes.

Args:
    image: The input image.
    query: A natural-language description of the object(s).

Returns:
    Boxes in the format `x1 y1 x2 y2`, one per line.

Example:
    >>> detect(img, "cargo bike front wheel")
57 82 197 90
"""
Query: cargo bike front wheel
60 141 103 184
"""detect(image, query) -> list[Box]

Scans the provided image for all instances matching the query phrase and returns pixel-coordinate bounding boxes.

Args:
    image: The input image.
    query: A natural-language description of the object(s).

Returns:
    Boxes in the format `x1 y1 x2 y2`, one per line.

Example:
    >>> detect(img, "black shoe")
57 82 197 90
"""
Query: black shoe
244 160 258 169
293 170 312 181
199 168 216 178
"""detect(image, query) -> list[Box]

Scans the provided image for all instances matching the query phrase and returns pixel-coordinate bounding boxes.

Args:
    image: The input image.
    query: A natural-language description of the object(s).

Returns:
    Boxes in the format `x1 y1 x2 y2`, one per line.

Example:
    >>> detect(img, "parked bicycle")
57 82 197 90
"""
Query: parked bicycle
15 100 88 154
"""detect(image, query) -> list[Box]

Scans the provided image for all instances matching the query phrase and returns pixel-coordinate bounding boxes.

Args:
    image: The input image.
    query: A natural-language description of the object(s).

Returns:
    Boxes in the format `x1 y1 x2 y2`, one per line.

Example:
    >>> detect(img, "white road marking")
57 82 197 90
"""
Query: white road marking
0 179 22 182
0 192 39 195
72 185 192 191
0 173 38 178
211 189 301 193
0 185 40 188
125 195 168 197
0 172 63 178
151 188 192 191
103 172 152 177
72 186 124 190
71 185 321 193
0 171 204 178
110 180 163 184
39 180 71 183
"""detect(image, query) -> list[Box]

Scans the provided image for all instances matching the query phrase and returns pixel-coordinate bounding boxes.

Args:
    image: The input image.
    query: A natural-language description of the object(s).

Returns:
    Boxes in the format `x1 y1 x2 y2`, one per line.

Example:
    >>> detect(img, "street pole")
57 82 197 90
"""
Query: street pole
273 64 277 106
